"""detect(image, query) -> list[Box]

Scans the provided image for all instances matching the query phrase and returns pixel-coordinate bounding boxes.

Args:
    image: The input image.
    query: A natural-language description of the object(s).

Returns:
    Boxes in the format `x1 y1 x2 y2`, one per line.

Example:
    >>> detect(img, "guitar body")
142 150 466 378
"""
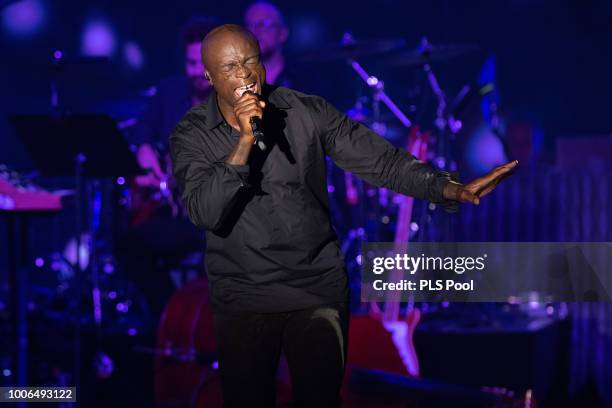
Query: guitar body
341 127 429 407
154 278 220 408
342 310 420 408
346 310 420 376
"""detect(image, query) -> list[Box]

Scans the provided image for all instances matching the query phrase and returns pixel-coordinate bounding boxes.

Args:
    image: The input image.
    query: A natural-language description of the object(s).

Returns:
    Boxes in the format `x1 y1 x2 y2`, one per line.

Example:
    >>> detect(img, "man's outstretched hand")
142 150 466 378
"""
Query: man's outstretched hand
443 160 518 205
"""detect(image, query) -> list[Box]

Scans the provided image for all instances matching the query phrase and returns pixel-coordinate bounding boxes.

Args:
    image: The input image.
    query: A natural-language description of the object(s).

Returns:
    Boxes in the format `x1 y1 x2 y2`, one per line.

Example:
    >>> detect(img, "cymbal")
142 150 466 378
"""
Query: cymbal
297 33 406 62
384 43 480 67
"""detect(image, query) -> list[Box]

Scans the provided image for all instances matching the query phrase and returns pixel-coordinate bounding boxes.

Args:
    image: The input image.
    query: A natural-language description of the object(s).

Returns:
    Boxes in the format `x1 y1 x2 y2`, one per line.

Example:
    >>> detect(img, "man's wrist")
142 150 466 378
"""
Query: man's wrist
239 131 255 144
443 180 464 202
225 134 255 165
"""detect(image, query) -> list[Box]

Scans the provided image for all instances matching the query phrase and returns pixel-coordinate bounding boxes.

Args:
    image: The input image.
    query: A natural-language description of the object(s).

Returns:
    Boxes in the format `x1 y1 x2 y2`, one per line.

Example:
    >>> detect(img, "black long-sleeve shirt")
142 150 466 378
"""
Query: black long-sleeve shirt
170 85 456 313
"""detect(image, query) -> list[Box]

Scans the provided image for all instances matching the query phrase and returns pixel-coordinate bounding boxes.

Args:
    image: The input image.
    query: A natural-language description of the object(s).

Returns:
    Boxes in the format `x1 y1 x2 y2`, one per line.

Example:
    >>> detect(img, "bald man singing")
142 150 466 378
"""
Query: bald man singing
170 24 517 407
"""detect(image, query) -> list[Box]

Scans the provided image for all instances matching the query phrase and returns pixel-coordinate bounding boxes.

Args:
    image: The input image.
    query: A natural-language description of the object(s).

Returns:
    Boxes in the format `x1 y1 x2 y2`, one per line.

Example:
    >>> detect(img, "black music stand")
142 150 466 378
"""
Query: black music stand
10 114 142 178
9 114 142 404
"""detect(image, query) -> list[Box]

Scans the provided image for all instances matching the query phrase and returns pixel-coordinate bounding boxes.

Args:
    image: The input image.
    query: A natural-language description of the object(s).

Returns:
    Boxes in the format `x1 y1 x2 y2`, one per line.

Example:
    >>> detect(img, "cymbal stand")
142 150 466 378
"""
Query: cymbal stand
418 37 462 171
341 32 413 129
348 59 413 129
419 37 463 135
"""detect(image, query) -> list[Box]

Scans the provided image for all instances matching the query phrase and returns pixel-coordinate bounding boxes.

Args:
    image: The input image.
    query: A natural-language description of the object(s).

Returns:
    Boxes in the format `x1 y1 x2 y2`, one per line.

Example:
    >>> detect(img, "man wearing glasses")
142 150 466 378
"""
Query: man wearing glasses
244 2 298 89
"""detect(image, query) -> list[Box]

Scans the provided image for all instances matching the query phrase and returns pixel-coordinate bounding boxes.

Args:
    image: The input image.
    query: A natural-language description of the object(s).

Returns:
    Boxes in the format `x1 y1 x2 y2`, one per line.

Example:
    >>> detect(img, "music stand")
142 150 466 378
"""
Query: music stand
9 114 143 402
10 114 142 178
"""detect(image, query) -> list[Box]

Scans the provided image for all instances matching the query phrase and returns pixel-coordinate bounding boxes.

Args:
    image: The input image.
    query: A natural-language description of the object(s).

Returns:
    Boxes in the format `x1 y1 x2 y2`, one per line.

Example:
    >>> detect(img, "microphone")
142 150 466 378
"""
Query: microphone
250 116 266 151
243 90 266 151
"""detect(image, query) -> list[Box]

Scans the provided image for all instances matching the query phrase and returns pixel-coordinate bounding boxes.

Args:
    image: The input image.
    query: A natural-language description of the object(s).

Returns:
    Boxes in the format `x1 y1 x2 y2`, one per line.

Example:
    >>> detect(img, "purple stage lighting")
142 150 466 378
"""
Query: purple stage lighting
123 41 145 70
81 19 116 57
2 0 45 36
464 124 507 175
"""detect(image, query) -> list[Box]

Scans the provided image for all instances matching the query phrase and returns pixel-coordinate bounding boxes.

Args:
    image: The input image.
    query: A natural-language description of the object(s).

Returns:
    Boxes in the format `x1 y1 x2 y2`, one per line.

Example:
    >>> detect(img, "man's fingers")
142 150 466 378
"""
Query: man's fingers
476 168 515 197
235 106 264 120
234 100 264 118
486 161 516 182
496 160 519 170
476 184 496 198
235 93 266 110
492 160 519 176
235 92 259 104
474 178 498 198
235 99 263 113
467 160 517 196
457 160 517 204
234 98 261 111
461 189 480 205
234 94 266 133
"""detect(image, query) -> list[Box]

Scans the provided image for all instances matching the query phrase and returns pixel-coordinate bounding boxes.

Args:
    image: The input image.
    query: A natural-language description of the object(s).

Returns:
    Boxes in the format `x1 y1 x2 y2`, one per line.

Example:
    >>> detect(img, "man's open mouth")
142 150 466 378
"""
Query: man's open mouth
234 82 258 98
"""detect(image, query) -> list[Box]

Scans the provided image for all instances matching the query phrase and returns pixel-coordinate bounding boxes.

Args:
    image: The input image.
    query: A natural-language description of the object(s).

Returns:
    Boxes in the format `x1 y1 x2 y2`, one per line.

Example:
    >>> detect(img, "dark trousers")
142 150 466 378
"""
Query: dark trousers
213 302 349 408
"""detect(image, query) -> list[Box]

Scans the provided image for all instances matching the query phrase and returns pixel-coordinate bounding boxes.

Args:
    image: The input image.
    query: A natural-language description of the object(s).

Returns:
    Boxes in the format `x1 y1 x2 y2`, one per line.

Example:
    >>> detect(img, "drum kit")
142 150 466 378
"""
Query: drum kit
297 33 485 305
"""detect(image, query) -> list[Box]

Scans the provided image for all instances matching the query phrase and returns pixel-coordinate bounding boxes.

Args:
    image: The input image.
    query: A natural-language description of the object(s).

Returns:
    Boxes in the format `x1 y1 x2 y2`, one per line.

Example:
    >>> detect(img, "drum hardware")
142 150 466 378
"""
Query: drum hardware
296 35 405 63
341 33 414 129
382 40 480 68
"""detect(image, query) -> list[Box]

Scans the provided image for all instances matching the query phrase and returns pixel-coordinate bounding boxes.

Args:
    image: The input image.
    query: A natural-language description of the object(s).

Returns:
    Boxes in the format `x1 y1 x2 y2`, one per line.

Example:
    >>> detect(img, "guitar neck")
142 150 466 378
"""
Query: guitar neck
382 129 428 323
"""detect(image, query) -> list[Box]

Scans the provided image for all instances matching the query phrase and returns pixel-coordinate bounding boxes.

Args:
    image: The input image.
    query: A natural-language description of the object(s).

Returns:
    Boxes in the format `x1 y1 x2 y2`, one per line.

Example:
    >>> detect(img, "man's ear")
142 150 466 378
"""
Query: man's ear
204 71 212 84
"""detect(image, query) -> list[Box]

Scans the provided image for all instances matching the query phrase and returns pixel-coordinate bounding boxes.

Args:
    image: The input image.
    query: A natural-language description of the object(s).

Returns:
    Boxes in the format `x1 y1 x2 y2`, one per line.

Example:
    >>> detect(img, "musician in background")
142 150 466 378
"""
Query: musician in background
133 16 217 186
118 17 217 320
244 2 307 91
